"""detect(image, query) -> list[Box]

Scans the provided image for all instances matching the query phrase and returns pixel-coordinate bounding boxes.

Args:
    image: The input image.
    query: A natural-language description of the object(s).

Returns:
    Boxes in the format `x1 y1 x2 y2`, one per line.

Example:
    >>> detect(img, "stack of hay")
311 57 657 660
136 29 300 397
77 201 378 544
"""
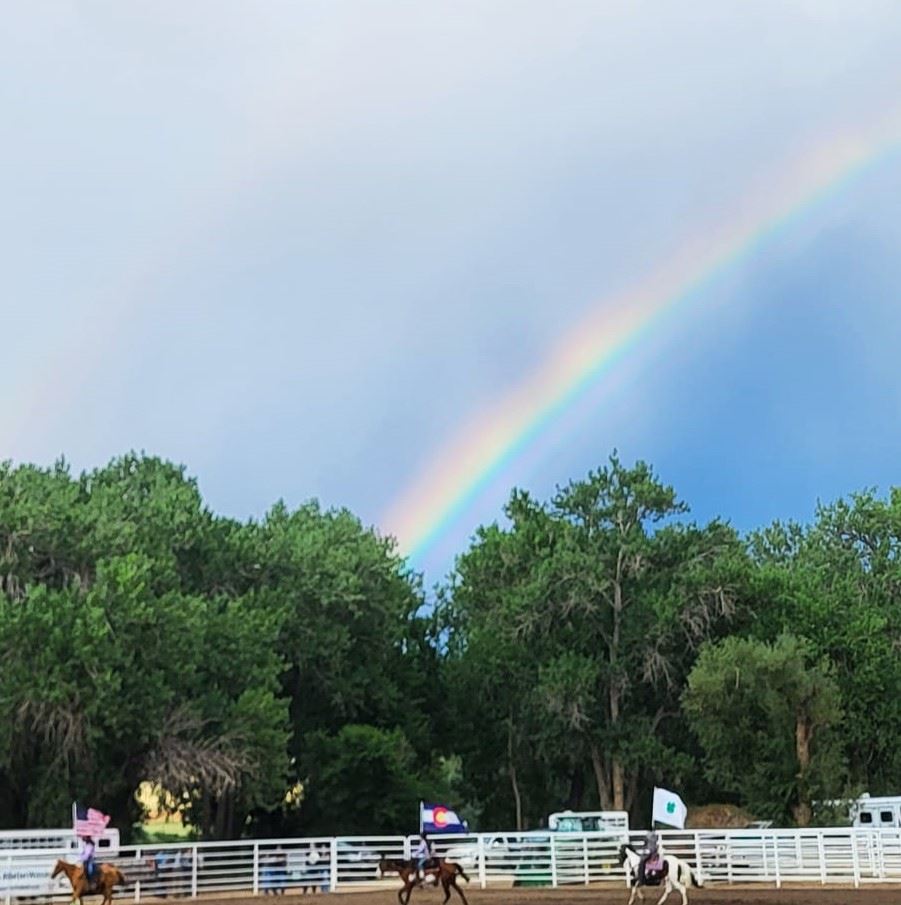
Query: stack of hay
685 804 756 829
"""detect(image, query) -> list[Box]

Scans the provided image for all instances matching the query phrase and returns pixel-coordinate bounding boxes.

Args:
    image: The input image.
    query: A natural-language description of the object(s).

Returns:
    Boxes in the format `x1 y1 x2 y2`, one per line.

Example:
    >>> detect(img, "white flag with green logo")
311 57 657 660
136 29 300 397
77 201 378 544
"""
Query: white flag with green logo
652 787 687 829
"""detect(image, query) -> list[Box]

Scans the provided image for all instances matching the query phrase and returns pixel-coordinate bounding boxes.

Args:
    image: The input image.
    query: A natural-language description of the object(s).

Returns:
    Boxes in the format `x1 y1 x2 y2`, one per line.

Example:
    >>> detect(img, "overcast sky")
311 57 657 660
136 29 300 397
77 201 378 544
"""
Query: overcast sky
4 1 901 583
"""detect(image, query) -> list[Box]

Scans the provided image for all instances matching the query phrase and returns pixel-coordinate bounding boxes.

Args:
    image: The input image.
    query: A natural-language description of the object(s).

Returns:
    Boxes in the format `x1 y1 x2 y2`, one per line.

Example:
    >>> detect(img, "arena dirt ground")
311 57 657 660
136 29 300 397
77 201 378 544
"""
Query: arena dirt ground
203 886 901 905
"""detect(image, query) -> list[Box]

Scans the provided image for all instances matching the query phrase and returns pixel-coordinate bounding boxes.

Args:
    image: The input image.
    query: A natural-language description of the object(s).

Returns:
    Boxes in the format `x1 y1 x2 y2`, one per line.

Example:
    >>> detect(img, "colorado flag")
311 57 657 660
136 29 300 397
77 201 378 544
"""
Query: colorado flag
420 802 467 834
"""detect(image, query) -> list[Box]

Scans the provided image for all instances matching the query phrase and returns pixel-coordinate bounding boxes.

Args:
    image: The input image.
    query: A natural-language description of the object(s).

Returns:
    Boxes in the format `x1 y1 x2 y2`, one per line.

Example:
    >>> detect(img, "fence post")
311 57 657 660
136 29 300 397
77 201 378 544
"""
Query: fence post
252 843 260 895
191 845 198 898
851 830 861 888
772 834 781 889
549 835 558 888
5 854 12 905
329 838 338 891
693 833 703 885
134 848 141 904
582 834 589 885
477 835 486 889
817 832 826 885
726 834 733 884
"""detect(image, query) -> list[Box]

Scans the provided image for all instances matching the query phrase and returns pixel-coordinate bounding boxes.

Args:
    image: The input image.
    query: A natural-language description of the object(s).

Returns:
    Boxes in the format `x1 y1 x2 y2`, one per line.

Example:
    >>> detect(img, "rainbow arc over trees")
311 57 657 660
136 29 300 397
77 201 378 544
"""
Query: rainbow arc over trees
383 112 901 563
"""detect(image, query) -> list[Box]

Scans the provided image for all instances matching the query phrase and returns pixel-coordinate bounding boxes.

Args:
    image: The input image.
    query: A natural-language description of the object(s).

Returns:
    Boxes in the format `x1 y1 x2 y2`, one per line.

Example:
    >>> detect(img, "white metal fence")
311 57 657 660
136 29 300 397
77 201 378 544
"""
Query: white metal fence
4 827 901 901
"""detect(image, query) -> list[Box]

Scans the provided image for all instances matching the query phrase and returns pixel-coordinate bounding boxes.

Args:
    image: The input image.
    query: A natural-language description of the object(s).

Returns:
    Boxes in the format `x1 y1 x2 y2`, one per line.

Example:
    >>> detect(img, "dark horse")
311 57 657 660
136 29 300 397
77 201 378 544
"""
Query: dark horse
378 856 469 905
52 859 127 905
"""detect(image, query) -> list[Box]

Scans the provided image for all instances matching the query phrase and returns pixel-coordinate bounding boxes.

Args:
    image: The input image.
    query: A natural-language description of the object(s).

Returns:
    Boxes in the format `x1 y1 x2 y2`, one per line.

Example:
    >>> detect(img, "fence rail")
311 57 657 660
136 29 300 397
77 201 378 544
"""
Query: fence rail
4 827 901 902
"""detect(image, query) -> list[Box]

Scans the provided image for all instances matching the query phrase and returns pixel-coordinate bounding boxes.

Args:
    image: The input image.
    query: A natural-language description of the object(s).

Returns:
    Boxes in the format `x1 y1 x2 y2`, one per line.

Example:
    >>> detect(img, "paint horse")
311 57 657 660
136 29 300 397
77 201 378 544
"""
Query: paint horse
618 844 701 905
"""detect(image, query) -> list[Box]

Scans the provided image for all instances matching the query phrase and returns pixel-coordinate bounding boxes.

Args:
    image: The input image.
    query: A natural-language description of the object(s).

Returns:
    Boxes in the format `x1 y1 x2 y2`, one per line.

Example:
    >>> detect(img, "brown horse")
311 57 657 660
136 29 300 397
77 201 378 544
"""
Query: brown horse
52 859 127 905
378 857 469 905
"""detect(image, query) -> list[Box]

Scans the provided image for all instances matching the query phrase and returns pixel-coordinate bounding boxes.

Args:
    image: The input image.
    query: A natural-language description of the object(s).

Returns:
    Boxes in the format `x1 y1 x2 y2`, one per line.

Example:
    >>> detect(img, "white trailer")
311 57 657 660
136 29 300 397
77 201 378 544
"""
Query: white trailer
547 810 630 833
851 794 901 829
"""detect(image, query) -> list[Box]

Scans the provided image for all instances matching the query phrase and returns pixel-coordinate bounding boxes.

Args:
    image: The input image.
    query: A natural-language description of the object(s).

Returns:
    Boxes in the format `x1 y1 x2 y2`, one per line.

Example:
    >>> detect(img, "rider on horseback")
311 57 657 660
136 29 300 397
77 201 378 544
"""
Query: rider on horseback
413 833 436 884
638 830 661 883
79 836 97 886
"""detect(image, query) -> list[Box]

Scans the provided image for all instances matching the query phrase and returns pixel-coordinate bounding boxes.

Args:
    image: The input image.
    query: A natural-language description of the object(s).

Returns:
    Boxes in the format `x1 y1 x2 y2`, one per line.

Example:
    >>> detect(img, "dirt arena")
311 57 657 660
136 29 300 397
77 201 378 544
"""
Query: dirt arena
209 886 901 905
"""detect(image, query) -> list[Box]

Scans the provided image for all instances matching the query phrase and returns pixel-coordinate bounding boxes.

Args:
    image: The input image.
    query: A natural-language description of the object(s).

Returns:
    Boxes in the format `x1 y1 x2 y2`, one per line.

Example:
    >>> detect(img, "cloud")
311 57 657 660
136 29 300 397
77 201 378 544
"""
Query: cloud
2 1 900 580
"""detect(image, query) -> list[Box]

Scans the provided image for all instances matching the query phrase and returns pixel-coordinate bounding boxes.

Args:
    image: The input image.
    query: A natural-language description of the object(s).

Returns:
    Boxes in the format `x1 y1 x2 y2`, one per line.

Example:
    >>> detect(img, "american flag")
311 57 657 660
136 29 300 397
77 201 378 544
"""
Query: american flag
73 803 110 837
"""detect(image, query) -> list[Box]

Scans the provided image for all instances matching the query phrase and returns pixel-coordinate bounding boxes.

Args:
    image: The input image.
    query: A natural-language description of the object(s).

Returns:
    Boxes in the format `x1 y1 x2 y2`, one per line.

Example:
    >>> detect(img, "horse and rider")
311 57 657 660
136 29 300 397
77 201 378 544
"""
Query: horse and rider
52 835 127 905
619 830 702 905
379 833 469 905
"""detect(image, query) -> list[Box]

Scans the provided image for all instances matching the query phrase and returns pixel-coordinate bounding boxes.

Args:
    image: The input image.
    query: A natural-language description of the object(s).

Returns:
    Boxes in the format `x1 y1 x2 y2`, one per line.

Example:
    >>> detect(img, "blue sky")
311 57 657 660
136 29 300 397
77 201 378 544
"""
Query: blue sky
4 2 901 584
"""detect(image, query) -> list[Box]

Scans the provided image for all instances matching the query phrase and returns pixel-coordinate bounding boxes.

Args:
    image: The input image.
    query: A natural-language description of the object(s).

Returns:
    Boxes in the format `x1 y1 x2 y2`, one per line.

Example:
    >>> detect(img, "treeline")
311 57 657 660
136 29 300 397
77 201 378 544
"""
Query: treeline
0 453 898 839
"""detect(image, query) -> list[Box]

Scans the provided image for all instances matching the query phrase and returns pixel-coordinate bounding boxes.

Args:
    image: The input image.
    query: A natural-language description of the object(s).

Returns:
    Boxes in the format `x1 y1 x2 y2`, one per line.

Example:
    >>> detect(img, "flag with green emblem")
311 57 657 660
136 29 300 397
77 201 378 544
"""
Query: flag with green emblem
651 787 687 829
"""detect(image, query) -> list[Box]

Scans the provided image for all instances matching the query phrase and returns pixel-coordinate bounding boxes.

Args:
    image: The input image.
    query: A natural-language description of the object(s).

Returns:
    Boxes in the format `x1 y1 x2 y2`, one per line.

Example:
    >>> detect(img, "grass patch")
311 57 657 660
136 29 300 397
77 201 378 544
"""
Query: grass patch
133 816 198 844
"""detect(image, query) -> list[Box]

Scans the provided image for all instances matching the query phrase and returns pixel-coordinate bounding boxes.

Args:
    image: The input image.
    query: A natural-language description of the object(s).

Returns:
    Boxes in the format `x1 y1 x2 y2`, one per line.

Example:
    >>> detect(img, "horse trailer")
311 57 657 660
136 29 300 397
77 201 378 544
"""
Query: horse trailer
851 794 901 829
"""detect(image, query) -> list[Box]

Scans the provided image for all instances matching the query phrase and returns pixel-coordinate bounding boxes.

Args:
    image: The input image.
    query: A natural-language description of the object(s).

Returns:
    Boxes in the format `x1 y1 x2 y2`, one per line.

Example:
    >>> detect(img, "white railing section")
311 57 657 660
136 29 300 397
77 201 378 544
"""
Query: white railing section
3 827 901 901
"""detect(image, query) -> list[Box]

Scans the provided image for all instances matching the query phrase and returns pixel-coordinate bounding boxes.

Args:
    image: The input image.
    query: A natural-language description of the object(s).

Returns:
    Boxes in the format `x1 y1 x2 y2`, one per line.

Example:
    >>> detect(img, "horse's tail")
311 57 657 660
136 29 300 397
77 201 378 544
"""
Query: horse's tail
454 863 469 884
686 864 702 888
116 869 127 886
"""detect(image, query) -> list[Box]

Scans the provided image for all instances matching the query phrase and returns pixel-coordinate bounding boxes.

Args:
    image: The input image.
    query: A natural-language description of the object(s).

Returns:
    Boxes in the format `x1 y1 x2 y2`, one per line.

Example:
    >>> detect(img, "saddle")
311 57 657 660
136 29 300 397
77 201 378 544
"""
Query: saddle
641 855 667 885
413 858 440 887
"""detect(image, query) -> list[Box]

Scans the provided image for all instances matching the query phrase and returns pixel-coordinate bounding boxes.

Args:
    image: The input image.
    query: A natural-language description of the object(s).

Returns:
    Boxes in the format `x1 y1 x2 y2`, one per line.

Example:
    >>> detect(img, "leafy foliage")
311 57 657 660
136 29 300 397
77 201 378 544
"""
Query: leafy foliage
0 456 433 838
1 451 898 836
442 456 743 827
684 634 844 824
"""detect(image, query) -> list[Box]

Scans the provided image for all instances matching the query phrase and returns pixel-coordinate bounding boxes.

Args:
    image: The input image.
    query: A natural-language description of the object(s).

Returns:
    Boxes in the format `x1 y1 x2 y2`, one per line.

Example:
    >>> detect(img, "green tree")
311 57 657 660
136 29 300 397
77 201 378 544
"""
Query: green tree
445 455 742 824
238 501 438 834
297 725 430 835
442 517 550 829
0 457 290 838
749 490 901 797
684 634 844 825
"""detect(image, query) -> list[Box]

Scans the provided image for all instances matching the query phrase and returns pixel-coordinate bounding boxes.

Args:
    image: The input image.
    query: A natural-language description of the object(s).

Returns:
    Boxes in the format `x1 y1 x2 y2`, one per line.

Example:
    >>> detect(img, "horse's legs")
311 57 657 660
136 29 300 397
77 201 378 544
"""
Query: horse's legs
451 877 469 905
655 880 672 905
627 885 638 905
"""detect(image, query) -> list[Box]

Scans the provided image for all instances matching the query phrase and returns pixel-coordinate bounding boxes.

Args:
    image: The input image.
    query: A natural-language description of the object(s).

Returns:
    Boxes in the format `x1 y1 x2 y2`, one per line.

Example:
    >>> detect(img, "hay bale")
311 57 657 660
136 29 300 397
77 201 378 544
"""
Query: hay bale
686 803 755 828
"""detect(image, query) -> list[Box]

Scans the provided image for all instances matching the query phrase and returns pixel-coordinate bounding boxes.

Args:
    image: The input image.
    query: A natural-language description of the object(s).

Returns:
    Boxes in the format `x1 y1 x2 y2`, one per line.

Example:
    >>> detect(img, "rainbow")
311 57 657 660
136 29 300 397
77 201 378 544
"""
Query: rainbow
382 111 901 564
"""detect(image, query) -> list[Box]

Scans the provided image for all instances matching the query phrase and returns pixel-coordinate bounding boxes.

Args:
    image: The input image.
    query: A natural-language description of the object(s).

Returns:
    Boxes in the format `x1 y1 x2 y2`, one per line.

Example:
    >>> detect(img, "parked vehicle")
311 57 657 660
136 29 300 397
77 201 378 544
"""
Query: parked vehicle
850 794 901 829
547 810 629 834
443 834 520 869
